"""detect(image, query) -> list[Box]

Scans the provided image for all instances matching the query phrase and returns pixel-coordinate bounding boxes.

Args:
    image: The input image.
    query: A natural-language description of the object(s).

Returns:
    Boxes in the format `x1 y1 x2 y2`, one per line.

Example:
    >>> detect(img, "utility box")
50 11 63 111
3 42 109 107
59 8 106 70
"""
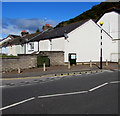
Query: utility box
69 53 77 65
37 56 50 67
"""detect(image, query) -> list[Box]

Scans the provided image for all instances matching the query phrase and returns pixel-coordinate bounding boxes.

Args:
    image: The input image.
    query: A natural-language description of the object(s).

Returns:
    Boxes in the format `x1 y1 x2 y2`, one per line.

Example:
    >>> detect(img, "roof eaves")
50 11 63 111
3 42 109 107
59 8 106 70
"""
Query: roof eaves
96 23 113 40
44 35 64 40
96 8 120 23
28 31 49 42
28 19 90 42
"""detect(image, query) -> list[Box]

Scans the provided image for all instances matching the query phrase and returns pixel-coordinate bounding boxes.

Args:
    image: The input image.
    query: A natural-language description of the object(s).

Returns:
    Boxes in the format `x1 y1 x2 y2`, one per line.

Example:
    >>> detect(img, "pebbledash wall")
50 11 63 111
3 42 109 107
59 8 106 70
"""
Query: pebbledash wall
2 51 64 72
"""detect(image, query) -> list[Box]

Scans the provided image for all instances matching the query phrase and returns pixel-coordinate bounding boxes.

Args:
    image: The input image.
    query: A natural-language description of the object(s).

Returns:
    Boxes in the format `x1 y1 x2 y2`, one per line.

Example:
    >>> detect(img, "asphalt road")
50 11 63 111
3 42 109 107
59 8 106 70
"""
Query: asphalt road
1 70 119 114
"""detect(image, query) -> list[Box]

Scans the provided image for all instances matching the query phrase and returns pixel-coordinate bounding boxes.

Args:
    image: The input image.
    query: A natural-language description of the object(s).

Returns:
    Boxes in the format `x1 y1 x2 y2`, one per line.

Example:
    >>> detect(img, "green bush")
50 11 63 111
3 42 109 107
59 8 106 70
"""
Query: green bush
0 54 17 58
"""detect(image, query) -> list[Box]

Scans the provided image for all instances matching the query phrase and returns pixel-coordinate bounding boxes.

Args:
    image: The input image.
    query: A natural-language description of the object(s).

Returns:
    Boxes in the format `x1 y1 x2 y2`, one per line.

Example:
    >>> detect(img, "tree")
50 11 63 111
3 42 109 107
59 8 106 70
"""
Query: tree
55 2 120 28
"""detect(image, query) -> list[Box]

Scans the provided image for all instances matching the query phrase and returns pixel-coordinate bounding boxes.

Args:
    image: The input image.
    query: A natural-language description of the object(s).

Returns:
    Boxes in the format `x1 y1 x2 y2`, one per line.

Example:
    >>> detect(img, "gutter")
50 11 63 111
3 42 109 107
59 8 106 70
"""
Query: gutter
28 29 52 43
96 23 113 41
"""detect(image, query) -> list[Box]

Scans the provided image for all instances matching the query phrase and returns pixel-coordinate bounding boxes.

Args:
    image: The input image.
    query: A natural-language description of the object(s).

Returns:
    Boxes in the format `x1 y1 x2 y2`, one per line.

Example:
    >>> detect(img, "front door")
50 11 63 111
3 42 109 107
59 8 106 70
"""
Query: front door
69 53 77 65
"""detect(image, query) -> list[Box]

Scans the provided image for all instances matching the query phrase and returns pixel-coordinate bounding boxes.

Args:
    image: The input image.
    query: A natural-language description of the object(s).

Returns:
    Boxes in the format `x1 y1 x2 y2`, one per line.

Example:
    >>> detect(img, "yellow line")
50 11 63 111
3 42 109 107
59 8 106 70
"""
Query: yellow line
1 76 42 81
1 70 101 81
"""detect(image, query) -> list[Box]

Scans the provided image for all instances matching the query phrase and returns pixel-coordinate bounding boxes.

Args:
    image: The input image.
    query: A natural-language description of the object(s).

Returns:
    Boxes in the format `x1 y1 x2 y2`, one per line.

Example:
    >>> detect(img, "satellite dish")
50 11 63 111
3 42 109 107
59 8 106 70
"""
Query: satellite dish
64 33 68 39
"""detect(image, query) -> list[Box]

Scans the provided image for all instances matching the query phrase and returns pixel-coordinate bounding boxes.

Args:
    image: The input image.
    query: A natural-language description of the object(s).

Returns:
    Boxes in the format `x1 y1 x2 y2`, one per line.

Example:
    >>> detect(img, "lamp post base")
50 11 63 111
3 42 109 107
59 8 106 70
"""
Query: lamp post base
100 56 102 69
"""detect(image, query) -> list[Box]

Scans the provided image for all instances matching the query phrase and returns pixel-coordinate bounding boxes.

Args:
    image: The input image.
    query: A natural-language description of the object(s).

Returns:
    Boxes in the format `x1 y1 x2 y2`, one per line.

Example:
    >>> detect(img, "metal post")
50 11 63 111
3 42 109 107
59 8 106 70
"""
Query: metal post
105 59 108 66
90 60 92 67
43 63 46 71
100 28 103 69
68 61 70 69
18 68 21 73
118 59 120 65
99 21 104 69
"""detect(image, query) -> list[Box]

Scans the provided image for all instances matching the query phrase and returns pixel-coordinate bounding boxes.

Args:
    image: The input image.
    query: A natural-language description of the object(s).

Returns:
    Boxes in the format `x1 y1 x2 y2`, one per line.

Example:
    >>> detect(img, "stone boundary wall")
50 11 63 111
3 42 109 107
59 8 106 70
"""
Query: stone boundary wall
1 51 64 72
1 55 37 72
39 51 64 66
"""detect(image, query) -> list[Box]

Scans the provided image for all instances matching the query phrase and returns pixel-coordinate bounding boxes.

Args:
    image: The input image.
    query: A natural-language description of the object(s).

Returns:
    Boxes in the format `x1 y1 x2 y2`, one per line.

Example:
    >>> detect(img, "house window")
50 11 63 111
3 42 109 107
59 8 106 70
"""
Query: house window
28 42 34 51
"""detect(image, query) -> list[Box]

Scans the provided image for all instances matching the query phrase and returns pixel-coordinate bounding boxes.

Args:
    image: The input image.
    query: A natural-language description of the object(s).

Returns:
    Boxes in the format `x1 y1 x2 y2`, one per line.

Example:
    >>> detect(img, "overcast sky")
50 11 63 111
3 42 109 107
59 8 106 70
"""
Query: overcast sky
1 2 103 38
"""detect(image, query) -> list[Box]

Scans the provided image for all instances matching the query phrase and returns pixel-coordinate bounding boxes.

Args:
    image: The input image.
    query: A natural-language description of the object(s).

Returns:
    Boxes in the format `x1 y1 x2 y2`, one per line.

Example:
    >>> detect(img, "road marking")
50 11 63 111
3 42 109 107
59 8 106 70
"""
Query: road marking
0 76 42 81
0 97 35 111
38 91 88 99
1 70 103 81
0 80 118 110
0 86 6 88
110 81 120 84
89 83 108 92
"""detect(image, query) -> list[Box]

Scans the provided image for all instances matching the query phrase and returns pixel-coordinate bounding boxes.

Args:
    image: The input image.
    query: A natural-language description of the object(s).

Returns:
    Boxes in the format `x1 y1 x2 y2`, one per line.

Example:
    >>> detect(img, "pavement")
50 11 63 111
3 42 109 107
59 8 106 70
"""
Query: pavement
1 62 119 88
1 62 119 79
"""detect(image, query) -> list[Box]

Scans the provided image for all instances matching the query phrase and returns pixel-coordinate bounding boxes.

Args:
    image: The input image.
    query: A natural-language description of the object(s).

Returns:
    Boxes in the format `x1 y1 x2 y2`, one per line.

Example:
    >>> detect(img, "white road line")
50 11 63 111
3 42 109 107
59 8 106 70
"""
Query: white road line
38 91 88 99
0 79 118 111
0 97 35 111
89 83 108 92
0 86 6 88
110 81 120 84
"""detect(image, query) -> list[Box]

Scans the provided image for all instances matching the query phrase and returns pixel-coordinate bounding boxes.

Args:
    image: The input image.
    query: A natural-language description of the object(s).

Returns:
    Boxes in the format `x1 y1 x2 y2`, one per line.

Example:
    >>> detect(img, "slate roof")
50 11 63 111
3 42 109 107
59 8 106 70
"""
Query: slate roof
0 34 20 42
29 19 90 42
0 39 3 42
10 32 41 45
105 7 120 14
0 36 21 47
96 7 120 23
1 32 41 47
9 34 20 38
0 34 21 47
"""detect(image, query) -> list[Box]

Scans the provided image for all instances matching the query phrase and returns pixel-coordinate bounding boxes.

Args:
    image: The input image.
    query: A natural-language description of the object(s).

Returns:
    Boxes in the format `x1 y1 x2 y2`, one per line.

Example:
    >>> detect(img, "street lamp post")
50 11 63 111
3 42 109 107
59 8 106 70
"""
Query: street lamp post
99 21 104 69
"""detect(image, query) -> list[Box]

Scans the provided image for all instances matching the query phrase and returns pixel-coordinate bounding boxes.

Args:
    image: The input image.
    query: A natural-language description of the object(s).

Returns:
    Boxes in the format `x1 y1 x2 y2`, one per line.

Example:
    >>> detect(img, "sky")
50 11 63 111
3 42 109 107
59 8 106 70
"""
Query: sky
1 2 102 38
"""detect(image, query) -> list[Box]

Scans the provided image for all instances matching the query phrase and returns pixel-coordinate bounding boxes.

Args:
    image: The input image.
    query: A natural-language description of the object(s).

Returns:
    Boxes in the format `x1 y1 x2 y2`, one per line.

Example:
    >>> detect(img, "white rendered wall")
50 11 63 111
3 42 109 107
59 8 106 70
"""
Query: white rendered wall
39 39 50 51
0 37 11 46
51 37 65 51
97 11 119 62
1 47 8 54
8 45 25 56
103 38 119 62
110 40 119 62
17 45 24 54
64 20 112 63
34 42 39 52
1 37 11 54
97 11 119 40
8 45 17 56
39 37 65 52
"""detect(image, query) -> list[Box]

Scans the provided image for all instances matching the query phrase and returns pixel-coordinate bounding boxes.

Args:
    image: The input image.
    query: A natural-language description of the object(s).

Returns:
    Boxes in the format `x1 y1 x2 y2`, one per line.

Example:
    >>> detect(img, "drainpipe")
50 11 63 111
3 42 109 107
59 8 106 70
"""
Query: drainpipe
38 41 39 52
24 44 26 54
50 39 52 51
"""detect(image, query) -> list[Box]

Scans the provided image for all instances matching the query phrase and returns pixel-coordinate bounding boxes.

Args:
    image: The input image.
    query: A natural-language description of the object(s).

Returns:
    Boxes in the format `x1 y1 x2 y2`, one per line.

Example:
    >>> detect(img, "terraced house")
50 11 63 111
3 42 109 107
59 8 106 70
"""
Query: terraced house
1 8 120 65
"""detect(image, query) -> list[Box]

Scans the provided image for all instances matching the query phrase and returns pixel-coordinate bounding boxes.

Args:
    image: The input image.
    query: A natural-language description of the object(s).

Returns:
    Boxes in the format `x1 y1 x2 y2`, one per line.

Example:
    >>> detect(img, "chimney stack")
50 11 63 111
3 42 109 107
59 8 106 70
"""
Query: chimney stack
21 30 29 36
42 24 53 31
